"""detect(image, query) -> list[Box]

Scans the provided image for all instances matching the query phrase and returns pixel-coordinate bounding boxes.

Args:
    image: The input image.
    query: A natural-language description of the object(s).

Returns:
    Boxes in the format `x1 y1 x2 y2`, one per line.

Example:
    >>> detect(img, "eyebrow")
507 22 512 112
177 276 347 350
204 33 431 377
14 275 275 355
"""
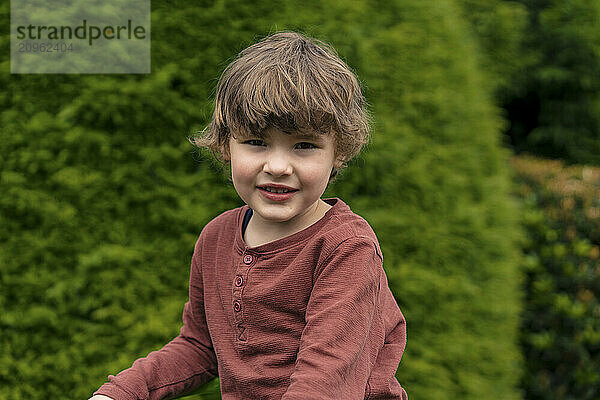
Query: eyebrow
293 133 323 141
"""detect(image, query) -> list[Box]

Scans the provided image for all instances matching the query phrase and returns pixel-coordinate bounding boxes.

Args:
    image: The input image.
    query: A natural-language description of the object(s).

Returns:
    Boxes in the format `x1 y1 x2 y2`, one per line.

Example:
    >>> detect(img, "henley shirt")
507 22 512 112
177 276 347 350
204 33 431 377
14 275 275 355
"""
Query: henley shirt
95 198 407 400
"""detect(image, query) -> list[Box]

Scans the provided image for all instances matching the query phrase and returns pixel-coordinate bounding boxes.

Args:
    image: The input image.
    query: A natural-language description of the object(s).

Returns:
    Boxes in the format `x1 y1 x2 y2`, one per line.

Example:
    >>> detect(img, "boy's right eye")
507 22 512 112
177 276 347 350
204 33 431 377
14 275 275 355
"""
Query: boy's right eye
243 139 266 146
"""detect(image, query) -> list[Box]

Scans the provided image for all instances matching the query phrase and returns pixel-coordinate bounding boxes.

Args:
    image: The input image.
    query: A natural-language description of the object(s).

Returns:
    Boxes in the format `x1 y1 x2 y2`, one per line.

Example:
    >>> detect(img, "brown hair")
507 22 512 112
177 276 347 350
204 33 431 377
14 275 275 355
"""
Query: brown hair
190 31 370 179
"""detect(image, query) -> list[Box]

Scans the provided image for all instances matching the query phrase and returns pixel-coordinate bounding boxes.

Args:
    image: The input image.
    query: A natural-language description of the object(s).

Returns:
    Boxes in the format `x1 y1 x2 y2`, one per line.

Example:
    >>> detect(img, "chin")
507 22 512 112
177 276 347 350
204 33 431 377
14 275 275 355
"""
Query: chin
256 209 296 223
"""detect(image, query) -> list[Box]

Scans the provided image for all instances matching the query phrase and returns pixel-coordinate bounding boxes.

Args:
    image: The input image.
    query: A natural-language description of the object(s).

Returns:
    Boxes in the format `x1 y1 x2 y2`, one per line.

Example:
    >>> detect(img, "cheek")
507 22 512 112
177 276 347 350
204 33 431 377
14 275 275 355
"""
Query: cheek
299 163 334 189
230 157 258 185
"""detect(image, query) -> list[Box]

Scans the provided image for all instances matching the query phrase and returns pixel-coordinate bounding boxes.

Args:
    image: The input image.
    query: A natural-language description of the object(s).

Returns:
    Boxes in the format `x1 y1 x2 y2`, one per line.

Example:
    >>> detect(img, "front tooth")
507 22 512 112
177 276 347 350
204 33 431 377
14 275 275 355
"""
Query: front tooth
266 187 288 193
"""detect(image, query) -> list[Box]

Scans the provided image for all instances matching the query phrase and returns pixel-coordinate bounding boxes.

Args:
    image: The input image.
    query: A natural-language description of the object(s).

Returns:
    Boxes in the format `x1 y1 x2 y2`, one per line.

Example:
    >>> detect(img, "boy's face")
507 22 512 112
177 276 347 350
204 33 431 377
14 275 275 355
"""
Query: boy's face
224 127 342 230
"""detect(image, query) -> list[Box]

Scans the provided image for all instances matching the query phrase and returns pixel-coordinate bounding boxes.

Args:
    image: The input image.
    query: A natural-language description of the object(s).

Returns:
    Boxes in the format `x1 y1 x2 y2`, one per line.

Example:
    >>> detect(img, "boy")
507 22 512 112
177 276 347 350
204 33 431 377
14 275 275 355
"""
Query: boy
91 31 407 400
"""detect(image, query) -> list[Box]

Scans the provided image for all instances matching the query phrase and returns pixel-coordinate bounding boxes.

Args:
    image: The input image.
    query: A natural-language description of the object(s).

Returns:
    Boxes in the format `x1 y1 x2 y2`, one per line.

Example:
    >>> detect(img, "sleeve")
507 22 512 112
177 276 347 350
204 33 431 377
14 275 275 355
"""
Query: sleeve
281 236 385 400
93 238 219 400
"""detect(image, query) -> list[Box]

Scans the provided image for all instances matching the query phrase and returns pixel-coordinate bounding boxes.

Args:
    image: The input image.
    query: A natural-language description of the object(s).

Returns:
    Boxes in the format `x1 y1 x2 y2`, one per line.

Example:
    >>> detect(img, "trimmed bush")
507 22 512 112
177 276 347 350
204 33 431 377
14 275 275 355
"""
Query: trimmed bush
512 155 600 399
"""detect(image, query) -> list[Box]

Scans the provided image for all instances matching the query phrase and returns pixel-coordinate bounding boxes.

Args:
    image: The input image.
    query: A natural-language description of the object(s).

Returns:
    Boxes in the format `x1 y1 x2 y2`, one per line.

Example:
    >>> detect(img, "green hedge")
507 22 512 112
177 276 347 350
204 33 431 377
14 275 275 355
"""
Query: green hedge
1 0 523 399
512 156 600 399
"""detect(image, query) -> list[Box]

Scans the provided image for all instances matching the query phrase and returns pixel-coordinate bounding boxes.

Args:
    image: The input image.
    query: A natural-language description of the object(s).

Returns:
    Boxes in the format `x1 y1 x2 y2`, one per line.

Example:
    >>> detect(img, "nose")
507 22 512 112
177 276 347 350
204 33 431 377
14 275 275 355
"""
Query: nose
263 148 293 177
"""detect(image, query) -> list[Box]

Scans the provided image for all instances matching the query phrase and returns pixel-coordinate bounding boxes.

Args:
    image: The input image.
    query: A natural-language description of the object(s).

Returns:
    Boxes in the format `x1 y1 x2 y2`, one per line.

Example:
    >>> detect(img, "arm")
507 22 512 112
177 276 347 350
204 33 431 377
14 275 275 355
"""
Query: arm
282 237 385 400
93 244 218 400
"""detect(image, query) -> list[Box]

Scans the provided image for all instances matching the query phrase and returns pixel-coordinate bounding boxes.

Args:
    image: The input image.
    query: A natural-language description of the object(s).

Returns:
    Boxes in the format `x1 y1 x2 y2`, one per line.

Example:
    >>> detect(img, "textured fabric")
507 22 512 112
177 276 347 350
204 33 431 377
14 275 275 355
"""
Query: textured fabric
94 198 408 400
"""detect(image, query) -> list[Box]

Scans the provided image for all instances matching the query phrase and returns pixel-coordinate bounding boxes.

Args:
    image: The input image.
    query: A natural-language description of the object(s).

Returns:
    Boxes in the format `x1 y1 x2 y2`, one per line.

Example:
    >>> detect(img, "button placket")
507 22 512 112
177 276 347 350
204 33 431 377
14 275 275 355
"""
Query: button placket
232 252 257 343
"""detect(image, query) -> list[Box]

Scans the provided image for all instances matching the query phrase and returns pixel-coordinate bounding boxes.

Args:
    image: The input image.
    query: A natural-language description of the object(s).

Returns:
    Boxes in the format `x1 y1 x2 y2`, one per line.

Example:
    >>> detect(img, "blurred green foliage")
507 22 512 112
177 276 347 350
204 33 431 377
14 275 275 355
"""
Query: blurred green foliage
472 0 600 165
1 0 526 399
455 0 535 99
512 156 600 399
523 0 600 165
456 0 600 166
456 2 600 396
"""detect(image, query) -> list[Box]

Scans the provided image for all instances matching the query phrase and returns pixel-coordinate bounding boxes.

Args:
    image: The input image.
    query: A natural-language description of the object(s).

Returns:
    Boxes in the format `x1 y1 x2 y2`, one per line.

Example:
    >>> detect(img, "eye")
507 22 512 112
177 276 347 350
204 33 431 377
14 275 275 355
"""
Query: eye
243 139 266 147
295 142 317 150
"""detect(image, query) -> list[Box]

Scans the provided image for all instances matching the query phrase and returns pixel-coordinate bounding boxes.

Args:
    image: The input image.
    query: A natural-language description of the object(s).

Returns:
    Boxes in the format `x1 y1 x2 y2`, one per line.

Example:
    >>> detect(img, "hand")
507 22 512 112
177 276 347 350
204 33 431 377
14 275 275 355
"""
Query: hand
88 396 114 400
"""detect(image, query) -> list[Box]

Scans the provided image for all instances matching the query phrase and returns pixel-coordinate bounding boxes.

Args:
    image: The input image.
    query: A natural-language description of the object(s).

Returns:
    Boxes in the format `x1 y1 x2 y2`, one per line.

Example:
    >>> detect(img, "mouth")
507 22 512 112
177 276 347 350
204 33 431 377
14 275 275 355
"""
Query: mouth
256 184 299 201
256 185 298 194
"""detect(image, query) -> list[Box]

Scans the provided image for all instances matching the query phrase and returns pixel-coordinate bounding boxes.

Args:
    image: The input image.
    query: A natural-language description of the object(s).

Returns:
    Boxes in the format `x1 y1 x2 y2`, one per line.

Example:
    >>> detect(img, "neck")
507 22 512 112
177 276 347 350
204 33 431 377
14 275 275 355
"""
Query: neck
244 199 332 247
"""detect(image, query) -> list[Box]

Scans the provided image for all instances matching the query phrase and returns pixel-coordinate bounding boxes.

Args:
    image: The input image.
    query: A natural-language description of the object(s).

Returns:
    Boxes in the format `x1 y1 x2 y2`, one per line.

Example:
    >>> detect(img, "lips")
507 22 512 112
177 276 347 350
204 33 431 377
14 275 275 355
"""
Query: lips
257 184 298 201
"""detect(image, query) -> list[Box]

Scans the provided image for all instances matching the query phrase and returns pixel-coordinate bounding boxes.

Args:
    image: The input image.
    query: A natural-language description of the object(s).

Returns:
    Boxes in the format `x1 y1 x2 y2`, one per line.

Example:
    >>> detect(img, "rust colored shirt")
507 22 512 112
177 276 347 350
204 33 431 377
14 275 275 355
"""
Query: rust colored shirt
95 198 407 399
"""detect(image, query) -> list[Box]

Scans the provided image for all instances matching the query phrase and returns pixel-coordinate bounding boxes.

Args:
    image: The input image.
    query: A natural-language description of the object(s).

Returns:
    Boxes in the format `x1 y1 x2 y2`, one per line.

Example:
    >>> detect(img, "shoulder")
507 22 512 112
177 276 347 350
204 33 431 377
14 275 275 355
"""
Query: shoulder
202 206 243 233
317 199 383 259
313 198 383 267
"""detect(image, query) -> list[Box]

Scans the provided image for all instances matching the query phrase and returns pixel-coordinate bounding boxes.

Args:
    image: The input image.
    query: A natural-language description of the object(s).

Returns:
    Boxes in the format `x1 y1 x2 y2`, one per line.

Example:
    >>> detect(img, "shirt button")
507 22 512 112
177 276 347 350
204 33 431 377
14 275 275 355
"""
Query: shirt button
233 301 241 312
235 276 244 287
243 255 254 264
